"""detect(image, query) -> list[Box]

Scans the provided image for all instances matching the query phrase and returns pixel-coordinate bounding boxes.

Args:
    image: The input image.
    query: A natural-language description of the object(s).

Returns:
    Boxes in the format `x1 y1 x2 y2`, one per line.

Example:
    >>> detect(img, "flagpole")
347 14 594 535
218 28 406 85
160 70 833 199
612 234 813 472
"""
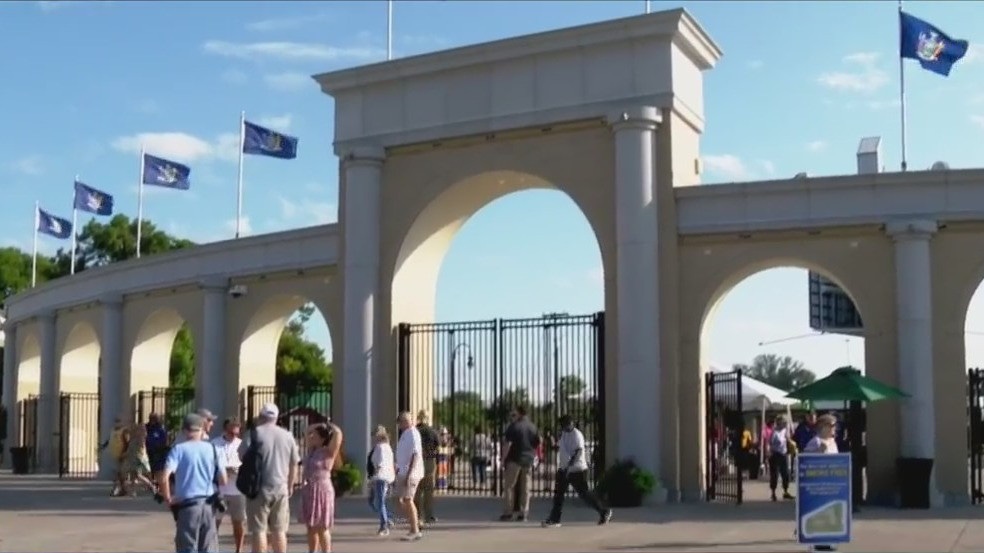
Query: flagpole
898 0 909 172
137 146 145 258
236 110 246 239
70 174 81 275
645 0 651 13
32 201 39 288
387 0 393 60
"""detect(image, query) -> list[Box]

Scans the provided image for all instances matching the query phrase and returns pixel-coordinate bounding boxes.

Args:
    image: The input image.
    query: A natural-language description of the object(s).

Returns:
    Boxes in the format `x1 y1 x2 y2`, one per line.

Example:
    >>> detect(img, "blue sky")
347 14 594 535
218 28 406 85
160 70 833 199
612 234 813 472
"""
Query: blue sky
2 1 984 379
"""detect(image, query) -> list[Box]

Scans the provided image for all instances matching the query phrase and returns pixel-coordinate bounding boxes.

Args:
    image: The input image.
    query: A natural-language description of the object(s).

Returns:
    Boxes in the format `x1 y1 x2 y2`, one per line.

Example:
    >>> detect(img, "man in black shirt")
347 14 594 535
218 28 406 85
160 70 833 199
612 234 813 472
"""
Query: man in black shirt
413 410 441 525
499 405 540 521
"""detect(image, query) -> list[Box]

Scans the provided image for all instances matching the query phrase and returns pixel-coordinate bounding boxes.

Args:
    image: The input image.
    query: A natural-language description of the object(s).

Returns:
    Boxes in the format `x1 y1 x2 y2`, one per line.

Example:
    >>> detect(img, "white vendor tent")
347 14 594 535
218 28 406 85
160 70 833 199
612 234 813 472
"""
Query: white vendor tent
708 364 797 411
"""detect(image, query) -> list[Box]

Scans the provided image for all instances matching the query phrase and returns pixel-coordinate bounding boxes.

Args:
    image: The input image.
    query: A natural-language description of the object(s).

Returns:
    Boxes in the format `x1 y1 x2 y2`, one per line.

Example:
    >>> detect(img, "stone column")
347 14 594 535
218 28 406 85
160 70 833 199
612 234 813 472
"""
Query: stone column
607 106 662 477
98 294 124 479
36 312 58 472
199 277 228 419
2 324 17 469
340 145 384 466
886 219 940 505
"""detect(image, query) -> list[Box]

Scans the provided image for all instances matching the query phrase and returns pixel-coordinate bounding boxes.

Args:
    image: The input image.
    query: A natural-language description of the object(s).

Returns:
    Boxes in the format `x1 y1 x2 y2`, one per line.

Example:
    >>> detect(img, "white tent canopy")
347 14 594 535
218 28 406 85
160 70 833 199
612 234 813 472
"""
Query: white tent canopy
708 364 798 411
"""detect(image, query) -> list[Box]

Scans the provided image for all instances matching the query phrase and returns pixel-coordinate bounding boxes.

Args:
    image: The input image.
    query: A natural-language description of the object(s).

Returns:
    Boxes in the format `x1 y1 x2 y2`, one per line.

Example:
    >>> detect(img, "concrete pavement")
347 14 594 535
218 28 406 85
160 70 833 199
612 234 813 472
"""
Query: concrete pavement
1 473 983 552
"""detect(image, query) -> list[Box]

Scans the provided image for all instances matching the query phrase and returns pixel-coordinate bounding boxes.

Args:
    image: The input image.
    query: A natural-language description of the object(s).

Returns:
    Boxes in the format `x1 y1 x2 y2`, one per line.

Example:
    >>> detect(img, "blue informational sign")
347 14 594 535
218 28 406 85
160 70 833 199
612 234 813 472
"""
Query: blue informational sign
796 453 852 545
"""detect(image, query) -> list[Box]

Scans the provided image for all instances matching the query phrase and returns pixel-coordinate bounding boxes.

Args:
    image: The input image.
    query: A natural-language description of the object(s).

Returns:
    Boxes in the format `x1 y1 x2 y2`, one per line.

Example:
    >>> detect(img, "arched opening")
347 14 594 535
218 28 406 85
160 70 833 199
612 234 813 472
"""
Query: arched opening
130 308 196 430
59 322 101 394
700 265 865 503
58 322 102 476
239 295 333 447
962 279 984 504
16 334 41 399
392 171 604 494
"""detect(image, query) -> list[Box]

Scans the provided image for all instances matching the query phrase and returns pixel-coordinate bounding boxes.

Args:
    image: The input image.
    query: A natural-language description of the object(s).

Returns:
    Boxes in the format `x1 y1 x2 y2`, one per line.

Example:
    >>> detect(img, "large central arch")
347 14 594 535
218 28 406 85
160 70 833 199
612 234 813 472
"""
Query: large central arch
380 128 617 426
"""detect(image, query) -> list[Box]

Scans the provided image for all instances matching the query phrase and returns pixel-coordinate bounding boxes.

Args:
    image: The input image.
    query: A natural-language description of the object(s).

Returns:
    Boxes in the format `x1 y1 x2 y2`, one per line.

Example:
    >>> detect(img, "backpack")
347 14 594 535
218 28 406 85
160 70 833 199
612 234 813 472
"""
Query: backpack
366 445 377 479
236 428 262 499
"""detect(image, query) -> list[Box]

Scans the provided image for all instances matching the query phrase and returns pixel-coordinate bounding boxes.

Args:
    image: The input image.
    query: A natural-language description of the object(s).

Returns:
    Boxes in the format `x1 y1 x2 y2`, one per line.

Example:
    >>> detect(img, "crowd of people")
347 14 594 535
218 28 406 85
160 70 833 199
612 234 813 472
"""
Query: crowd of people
104 402 612 553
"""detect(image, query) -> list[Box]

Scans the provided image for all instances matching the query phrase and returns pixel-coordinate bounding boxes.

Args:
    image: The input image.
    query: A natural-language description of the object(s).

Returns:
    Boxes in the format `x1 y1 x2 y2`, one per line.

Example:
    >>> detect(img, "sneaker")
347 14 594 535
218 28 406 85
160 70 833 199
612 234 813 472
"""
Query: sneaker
498 514 515 522
782 492 794 500
426 516 438 523
377 528 390 537
771 492 777 502
598 509 613 525
401 532 422 542
541 520 562 528
517 513 528 522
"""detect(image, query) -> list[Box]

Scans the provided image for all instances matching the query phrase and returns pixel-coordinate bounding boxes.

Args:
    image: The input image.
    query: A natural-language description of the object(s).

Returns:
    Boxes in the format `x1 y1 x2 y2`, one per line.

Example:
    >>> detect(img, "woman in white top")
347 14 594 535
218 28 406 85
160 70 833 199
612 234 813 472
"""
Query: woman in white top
804 414 839 454
367 425 396 536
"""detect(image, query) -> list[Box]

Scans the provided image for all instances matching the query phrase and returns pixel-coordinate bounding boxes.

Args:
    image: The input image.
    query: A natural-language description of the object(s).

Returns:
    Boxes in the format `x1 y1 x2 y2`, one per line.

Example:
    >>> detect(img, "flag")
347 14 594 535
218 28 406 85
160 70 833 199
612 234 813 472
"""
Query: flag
37 208 72 239
74 180 114 216
900 11 969 77
243 120 298 160
142 153 191 190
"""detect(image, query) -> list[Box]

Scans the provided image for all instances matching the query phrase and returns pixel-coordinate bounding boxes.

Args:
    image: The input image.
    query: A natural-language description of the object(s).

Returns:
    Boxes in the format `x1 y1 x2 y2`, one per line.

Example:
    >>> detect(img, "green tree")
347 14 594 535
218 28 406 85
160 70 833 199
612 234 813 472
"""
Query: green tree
432 391 488 434
557 374 587 398
50 214 195 271
734 353 816 392
276 305 333 389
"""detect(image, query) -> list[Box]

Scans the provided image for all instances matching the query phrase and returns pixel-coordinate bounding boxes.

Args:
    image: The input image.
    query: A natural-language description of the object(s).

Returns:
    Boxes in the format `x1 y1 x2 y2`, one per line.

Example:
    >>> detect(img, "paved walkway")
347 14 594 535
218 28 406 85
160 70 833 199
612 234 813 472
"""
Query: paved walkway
1 473 984 552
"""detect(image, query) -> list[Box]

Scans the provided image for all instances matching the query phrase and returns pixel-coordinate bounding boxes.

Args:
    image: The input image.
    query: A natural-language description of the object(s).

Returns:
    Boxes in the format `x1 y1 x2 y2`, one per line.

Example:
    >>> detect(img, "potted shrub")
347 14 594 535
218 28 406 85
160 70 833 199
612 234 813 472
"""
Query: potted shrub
595 458 657 507
331 459 363 497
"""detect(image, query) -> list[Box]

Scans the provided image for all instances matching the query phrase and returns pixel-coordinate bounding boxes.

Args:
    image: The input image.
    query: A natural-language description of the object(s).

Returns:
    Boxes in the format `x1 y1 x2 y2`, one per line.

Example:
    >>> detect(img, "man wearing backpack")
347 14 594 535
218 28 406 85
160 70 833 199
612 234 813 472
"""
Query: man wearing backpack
237 404 299 553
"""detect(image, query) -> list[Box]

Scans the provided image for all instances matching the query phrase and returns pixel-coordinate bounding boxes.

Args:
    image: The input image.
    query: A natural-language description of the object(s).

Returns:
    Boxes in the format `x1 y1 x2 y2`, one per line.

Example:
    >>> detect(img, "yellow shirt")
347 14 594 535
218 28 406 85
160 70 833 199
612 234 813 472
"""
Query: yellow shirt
741 430 753 449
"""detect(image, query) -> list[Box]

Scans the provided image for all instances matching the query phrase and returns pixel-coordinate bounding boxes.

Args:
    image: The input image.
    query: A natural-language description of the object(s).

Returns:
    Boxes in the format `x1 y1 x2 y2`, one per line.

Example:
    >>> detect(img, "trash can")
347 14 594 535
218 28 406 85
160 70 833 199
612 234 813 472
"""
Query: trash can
896 457 933 509
11 446 32 475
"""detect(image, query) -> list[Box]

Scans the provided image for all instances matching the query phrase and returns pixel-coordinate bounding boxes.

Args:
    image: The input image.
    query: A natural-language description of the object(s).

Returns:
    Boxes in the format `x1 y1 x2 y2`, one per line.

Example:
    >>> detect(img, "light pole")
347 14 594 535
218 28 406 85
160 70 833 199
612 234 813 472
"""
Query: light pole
543 312 569 417
757 332 853 366
447 336 474 436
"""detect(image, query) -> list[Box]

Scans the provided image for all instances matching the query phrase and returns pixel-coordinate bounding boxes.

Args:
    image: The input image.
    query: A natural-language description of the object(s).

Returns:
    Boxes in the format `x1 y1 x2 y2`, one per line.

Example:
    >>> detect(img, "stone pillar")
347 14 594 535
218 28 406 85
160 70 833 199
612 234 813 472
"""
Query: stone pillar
98 294 123 479
340 145 384 466
199 278 228 419
607 106 662 477
2 324 17 469
36 312 58 472
886 219 940 505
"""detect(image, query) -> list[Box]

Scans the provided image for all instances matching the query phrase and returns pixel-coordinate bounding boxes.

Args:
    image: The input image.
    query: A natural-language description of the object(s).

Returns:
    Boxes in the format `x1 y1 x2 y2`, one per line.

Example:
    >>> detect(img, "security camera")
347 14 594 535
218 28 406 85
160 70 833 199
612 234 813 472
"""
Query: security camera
228 284 248 298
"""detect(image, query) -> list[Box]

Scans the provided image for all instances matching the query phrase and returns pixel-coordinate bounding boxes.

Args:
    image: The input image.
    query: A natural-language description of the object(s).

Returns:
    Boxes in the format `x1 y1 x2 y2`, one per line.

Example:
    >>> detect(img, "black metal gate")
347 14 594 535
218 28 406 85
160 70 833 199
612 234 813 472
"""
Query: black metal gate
58 392 100 479
397 312 605 497
20 394 39 471
134 387 195 439
969 368 984 504
244 384 333 458
705 369 744 505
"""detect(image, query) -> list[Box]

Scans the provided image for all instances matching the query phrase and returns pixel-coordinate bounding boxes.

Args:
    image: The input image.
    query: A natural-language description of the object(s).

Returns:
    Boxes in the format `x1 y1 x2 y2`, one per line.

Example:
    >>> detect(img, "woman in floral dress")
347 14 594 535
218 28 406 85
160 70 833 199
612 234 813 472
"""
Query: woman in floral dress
301 422 343 553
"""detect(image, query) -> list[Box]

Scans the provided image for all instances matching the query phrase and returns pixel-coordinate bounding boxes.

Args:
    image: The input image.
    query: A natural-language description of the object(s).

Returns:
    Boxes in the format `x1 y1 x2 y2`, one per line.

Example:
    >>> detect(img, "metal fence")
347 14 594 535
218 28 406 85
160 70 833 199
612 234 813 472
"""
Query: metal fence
705 369 744 505
243 384 333 459
397 312 605 497
58 392 100 479
969 368 984 504
134 387 196 440
19 394 39 471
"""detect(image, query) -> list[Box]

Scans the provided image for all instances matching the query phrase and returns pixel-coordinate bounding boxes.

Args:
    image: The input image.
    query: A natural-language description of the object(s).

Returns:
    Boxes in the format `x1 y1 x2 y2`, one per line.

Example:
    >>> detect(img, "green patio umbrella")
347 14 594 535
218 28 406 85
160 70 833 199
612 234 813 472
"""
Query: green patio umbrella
786 367 909 403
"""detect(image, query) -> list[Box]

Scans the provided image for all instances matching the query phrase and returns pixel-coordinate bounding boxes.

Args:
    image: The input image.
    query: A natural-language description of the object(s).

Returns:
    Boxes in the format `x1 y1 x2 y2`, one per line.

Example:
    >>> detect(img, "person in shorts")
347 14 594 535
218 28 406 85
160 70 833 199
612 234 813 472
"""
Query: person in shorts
238 403 299 553
394 411 424 542
212 418 247 553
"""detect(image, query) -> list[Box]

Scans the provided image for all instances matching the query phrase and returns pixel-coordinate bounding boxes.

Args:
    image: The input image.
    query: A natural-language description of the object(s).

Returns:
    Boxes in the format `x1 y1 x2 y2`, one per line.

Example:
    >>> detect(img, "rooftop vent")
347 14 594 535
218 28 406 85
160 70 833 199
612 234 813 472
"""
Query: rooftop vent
930 161 950 171
856 136 881 175
793 172 809 179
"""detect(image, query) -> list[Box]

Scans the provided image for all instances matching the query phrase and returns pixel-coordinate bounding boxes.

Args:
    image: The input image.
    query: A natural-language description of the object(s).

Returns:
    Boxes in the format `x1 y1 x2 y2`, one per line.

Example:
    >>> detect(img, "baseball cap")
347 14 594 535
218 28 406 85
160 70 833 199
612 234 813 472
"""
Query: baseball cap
197 408 215 421
183 413 205 431
260 403 279 419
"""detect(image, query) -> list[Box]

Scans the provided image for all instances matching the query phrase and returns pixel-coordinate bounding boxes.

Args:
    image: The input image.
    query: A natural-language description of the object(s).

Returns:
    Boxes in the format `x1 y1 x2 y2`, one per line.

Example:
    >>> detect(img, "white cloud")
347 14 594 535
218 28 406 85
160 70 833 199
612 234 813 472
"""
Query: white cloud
806 140 827 153
245 13 330 32
263 72 314 92
278 196 336 224
8 155 44 176
202 40 384 62
111 131 240 163
702 155 778 182
220 68 248 85
224 217 252 237
817 52 889 93
586 266 604 286
972 115 984 130
865 98 901 110
966 43 983 64
746 60 764 70
256 114 292 131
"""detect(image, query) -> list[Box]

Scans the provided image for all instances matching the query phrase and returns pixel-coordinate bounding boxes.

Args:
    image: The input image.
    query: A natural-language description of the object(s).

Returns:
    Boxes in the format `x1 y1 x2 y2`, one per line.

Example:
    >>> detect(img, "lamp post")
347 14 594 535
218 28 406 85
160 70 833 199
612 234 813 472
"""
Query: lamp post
447 335 474 436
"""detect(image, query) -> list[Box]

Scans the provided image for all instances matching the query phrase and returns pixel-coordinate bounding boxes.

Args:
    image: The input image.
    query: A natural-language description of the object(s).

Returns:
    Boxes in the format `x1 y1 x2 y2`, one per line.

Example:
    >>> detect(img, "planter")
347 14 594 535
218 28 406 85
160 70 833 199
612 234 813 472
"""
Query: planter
607 488 644 508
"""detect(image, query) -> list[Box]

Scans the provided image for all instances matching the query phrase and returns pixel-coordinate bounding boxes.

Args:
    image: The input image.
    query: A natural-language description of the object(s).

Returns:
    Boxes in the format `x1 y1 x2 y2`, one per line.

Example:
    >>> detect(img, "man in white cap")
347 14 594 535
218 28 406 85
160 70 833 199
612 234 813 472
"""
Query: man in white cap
238 403 299 553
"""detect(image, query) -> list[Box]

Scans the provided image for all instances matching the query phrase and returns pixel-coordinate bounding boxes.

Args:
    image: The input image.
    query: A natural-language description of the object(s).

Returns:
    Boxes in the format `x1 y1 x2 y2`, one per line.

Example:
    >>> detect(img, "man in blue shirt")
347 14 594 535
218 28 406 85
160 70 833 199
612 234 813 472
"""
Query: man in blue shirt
145 412 169 478
793 411 817 453
159 413 227 553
